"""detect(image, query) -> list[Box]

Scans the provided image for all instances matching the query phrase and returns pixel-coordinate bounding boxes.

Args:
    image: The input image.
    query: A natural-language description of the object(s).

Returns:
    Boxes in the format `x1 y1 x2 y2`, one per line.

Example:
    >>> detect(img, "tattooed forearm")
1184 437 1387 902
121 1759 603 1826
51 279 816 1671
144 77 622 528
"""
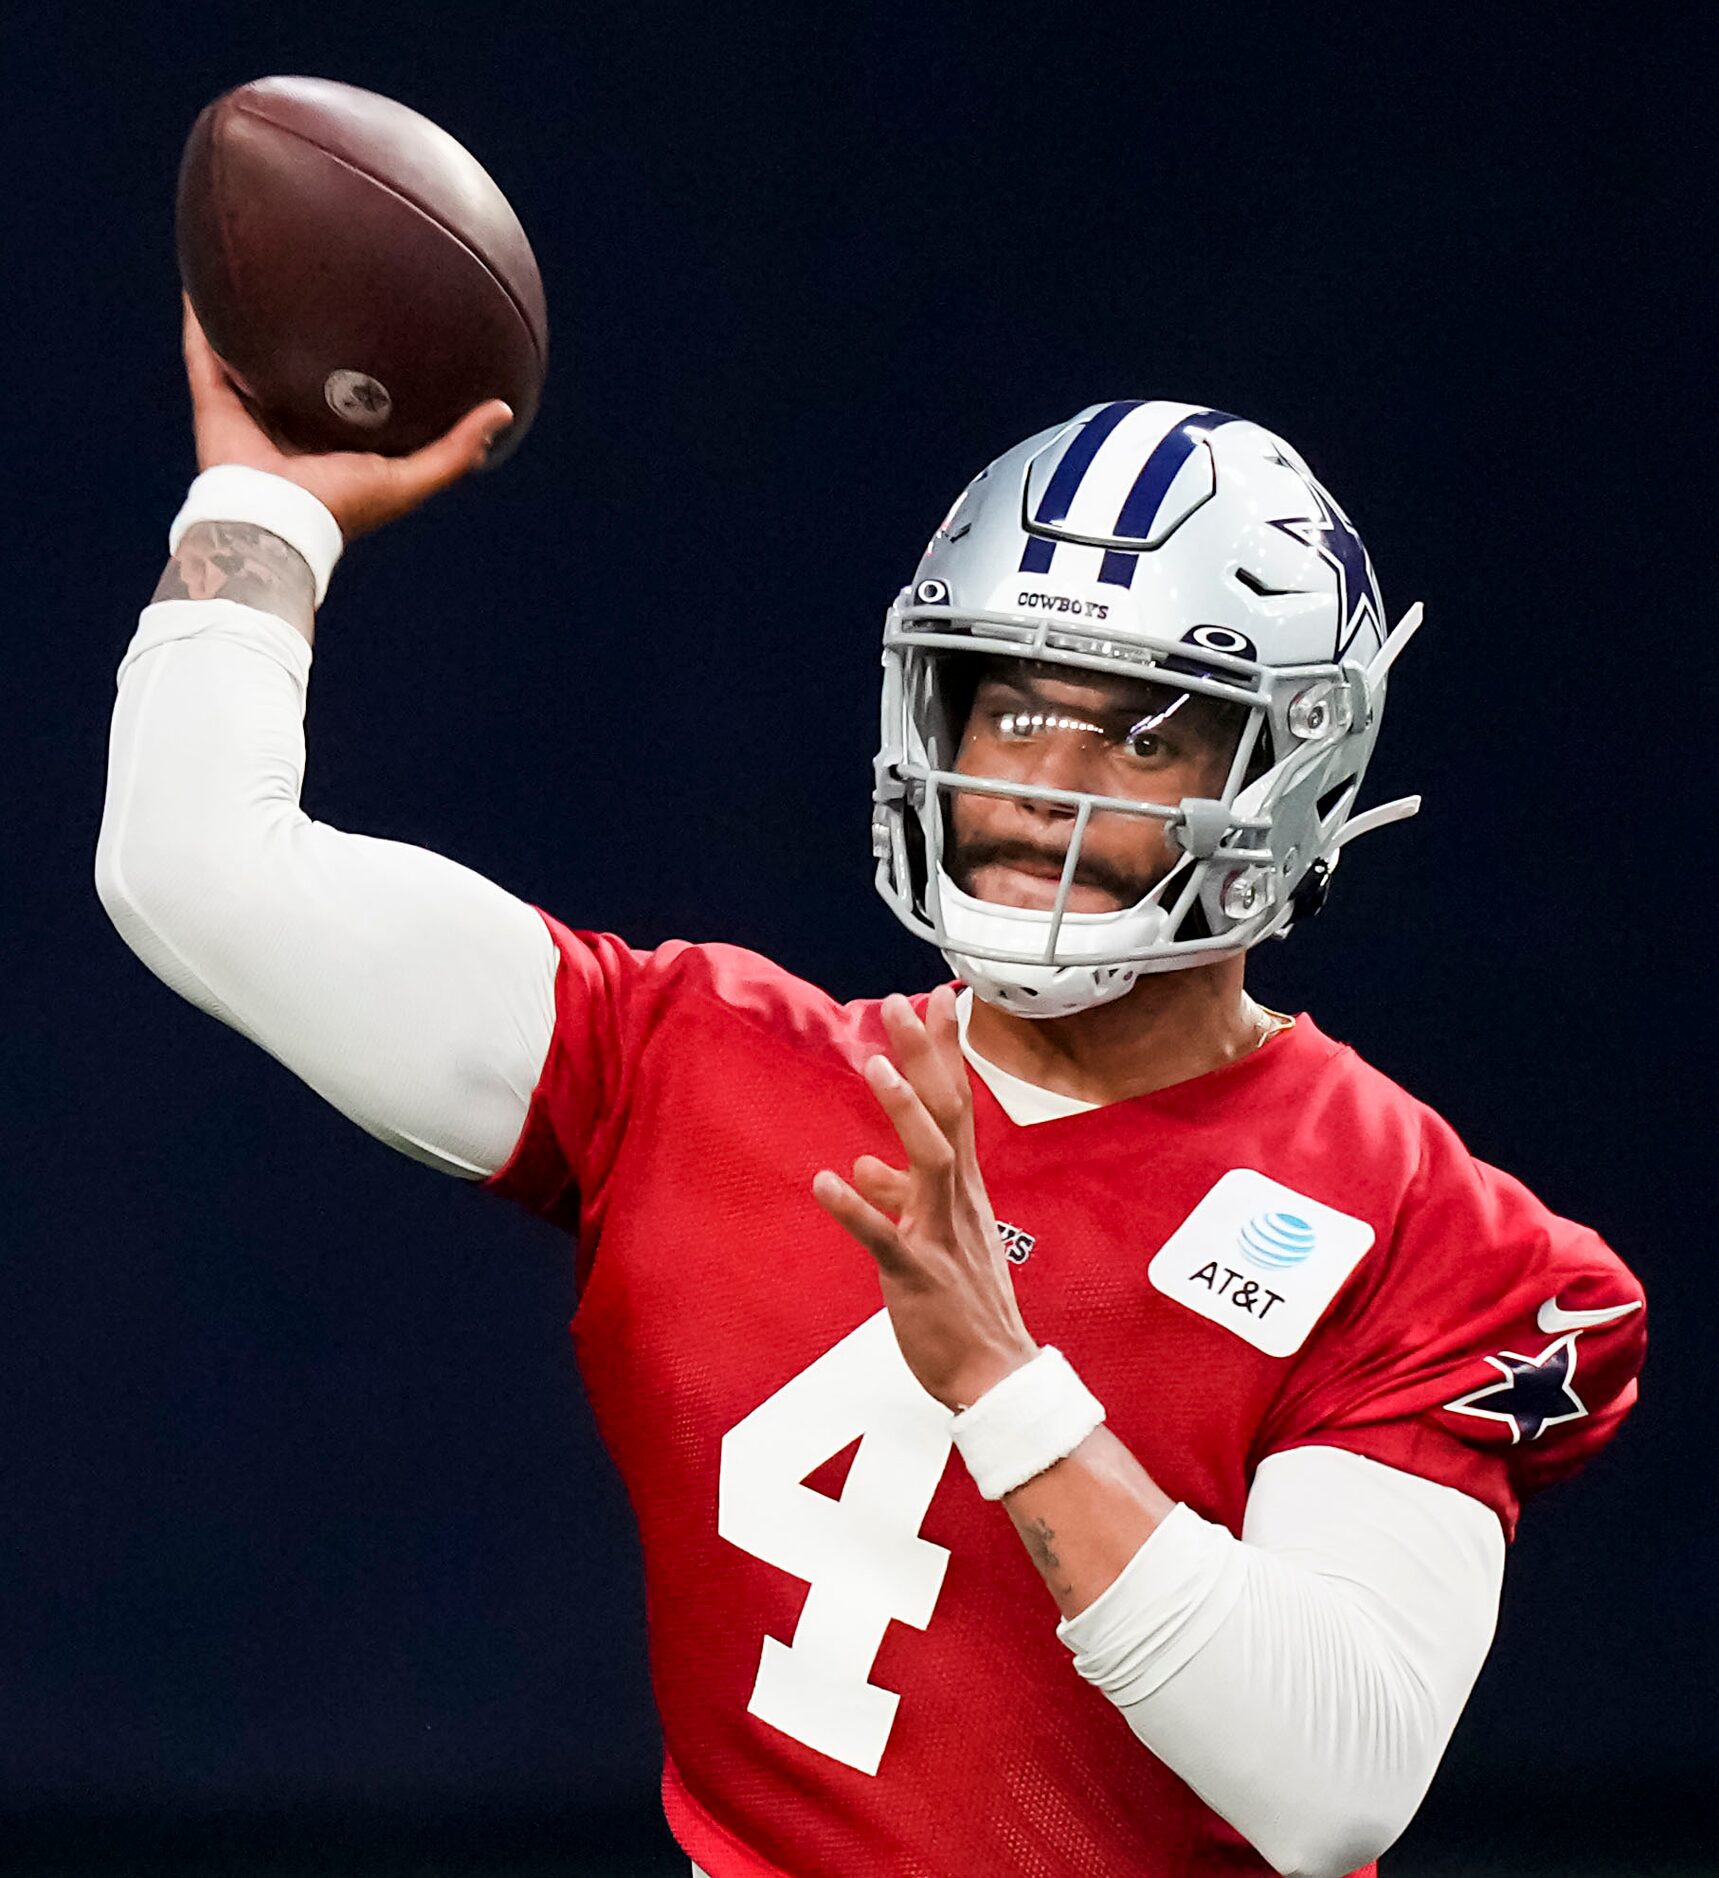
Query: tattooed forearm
153 522 316 640
1001 1428 1175 1618
1021 1517 1073 1599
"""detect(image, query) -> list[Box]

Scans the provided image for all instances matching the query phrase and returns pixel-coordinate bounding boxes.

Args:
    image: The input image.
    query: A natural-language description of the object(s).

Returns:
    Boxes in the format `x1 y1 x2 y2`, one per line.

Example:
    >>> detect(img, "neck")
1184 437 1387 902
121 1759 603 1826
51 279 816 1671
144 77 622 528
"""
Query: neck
963 954 1277 1105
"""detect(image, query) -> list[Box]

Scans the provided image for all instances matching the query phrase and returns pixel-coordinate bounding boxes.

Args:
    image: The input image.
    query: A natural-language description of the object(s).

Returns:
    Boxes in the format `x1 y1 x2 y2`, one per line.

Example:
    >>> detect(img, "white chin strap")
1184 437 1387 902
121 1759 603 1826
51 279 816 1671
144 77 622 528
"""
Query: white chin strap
936 872 1171 1021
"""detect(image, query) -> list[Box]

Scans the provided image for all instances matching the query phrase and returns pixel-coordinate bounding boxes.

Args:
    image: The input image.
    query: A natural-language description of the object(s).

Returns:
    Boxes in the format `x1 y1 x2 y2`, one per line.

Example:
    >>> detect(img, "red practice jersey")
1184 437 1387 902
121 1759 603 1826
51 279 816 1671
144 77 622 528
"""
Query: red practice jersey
482 915 1646 1878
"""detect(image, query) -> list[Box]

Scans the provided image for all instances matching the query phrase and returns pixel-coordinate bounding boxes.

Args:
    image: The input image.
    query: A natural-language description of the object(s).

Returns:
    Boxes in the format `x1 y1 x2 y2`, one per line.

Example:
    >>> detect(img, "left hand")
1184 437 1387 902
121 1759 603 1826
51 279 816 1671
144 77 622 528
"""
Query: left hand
813 986 1039 1410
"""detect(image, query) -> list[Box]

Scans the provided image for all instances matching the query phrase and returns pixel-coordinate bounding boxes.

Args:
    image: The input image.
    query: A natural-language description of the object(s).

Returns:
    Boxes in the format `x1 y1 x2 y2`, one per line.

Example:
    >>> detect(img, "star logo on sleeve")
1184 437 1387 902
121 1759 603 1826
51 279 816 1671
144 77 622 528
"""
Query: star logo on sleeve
1442 1331 1590 1444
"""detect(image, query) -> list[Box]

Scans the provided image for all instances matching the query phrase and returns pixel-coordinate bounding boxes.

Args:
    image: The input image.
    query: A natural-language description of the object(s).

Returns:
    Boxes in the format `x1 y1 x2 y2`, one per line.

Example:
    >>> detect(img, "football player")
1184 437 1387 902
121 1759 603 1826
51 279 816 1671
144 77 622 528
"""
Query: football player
95 303 1646 1878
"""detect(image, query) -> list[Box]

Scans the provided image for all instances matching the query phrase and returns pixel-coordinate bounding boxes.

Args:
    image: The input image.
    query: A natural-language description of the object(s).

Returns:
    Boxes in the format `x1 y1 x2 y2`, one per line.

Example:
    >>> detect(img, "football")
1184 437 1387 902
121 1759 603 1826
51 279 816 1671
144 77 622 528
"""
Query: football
176 76 547 462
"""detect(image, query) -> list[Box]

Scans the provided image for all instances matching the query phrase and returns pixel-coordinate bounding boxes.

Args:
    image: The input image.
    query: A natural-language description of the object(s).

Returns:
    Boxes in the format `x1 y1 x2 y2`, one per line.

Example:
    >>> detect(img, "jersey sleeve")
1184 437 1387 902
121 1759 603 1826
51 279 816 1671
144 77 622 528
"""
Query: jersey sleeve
477 910 689 1257
478 915 861 1283
1256 1126 1647 1540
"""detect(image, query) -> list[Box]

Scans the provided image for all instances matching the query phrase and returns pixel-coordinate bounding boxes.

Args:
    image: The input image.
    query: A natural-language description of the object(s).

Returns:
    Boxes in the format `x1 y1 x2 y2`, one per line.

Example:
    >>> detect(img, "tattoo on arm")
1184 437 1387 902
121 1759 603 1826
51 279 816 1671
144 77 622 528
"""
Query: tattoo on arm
1021 1516 1073 1599
153 522 316 636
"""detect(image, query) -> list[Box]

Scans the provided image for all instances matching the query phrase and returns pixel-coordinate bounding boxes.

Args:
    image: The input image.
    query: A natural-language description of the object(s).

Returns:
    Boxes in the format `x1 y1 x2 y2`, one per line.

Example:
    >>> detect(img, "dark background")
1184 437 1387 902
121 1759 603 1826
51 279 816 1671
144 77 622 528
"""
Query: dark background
2 3 1709 1872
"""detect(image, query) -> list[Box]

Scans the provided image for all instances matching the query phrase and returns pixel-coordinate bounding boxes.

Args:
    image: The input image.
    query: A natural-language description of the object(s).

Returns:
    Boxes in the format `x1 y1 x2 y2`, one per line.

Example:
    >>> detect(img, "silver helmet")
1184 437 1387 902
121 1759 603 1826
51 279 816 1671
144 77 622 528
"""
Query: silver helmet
872 401 1423 1018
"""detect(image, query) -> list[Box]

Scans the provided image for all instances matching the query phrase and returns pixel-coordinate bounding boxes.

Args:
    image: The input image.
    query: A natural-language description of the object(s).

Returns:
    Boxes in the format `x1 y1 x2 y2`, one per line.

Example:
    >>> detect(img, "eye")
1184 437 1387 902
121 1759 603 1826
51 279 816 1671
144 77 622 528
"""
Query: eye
1119 693 1188 761
1121 725 1164 761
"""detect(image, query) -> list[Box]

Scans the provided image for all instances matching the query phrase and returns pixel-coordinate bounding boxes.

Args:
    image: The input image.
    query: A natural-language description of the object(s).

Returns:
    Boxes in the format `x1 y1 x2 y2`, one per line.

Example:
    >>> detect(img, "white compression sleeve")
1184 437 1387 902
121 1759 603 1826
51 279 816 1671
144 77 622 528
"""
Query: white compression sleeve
1057 1445 1505 1878
95 598 557 1179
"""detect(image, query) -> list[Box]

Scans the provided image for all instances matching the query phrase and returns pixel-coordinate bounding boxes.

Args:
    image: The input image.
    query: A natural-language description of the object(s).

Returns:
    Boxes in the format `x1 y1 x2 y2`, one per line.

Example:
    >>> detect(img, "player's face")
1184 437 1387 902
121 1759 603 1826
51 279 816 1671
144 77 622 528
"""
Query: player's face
948 659 1243 914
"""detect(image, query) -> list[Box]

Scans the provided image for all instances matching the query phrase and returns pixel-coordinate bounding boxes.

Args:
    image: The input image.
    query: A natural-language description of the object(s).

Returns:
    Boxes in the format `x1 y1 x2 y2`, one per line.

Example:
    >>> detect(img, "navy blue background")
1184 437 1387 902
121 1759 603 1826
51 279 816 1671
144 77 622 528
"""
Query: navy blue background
2 4 1707 1868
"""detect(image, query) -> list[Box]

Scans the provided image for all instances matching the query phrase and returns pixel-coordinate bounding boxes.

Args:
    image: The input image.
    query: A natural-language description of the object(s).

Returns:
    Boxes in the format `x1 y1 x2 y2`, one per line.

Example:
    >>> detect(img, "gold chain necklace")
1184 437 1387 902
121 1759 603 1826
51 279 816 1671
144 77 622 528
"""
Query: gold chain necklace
1247 1001 1294 1052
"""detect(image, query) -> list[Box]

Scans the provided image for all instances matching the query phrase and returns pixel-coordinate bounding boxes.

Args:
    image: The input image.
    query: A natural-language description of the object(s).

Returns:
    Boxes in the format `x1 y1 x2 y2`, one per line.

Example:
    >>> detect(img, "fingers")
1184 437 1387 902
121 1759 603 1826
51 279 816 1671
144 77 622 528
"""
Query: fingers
863 1051 957 1189
181 293 265 465
880 987 972 1144
181 295 228 400
812 1169 908 1274
820 987 985 1282
851 1152 910 1214
180 295 250 415
394 399 514 501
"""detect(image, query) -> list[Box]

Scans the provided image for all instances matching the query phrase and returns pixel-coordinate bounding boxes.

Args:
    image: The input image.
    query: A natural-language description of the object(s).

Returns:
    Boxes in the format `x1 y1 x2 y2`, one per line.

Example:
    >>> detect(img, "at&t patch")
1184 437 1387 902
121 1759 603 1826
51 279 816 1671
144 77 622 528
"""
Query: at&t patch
1147 1169 1375 1357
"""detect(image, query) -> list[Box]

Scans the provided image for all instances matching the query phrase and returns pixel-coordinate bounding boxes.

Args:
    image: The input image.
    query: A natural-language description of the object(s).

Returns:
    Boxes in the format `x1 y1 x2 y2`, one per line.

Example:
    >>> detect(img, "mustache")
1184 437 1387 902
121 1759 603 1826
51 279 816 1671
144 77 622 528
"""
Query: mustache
948 835 1163 906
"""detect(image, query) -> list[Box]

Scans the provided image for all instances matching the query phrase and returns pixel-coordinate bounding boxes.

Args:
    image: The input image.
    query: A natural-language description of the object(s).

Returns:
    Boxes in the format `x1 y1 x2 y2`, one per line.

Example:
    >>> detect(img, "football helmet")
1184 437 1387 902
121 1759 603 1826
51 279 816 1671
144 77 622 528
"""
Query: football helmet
872 401 1423 1018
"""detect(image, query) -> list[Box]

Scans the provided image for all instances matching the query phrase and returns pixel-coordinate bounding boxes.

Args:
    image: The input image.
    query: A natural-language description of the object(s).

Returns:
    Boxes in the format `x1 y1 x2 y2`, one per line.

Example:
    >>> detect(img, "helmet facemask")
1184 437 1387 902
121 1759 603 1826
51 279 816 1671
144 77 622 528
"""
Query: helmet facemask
874 603 1399 1016
872 403 1423 1017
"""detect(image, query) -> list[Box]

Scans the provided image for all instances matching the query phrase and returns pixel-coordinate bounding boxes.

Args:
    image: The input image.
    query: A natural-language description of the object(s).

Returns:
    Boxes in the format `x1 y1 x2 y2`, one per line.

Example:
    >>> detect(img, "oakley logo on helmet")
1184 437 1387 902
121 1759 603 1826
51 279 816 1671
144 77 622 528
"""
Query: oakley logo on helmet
1183 625 1257 659
914 578 949 604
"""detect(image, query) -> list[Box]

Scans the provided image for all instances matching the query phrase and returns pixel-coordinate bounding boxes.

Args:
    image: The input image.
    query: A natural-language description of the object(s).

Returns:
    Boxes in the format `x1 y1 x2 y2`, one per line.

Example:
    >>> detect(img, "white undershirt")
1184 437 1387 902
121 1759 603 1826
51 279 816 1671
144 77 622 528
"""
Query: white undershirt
97 598 1505 1878
954 986 1106 1123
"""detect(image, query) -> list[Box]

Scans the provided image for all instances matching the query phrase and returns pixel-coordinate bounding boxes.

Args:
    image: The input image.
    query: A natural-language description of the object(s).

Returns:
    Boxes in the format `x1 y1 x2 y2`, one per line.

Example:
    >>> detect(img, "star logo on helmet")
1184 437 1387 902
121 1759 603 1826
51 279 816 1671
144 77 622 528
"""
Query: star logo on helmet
1268 475 1382 660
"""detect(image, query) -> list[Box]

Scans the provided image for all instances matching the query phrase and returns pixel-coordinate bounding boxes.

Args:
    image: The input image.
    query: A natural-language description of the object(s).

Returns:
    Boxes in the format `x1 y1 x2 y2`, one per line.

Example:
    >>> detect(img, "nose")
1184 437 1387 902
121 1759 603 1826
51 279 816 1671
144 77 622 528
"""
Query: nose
1010 727 1108 814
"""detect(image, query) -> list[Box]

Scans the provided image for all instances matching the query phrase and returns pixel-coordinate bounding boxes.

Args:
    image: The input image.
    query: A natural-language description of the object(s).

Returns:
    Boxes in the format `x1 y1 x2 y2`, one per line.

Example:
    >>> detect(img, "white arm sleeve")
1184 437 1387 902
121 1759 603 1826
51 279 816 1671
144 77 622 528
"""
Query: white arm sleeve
1057 1445 1505 1878
95 598 557 1179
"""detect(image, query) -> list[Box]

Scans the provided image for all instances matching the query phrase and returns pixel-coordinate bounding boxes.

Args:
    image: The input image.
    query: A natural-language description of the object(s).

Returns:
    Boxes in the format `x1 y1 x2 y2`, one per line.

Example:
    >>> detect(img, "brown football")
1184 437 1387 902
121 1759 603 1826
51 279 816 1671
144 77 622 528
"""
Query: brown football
177 76 547 462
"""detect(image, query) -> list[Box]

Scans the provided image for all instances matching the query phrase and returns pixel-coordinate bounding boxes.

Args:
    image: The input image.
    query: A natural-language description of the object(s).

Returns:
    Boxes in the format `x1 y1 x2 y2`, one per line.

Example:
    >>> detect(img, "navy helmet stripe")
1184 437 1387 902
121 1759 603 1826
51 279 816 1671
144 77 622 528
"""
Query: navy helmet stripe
1033 400 1143 526
1017 399 1142 574
1098 407 1239 589
1112 407 1234 538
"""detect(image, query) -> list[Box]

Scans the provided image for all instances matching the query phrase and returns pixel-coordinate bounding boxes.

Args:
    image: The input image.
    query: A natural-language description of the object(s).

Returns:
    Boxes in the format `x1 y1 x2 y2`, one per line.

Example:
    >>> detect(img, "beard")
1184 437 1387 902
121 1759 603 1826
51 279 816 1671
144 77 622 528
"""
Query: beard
945 822 1177 913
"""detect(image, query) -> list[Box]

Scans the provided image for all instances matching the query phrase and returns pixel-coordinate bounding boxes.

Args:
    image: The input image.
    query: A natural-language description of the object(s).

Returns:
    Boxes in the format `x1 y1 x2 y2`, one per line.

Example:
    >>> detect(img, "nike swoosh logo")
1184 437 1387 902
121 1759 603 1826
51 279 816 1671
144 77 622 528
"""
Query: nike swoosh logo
1536 1296 1643 1334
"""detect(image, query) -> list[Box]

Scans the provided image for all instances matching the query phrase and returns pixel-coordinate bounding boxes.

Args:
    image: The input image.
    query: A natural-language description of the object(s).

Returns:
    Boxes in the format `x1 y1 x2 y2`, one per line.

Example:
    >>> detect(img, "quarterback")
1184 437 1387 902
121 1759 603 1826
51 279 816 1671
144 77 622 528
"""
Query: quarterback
96 306 1646 1878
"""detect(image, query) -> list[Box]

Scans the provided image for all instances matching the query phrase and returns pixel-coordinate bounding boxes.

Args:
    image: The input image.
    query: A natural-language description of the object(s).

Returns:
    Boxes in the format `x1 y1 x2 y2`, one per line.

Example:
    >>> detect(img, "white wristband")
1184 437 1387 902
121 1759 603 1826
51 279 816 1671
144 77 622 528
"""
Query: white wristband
168 465 344 608
950 1346 1106 1500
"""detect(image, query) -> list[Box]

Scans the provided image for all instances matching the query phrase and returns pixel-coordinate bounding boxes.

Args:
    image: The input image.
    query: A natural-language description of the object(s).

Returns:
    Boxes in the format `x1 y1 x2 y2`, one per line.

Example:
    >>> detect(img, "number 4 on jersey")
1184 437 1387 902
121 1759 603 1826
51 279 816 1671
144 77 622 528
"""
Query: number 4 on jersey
717 1310 955 1774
